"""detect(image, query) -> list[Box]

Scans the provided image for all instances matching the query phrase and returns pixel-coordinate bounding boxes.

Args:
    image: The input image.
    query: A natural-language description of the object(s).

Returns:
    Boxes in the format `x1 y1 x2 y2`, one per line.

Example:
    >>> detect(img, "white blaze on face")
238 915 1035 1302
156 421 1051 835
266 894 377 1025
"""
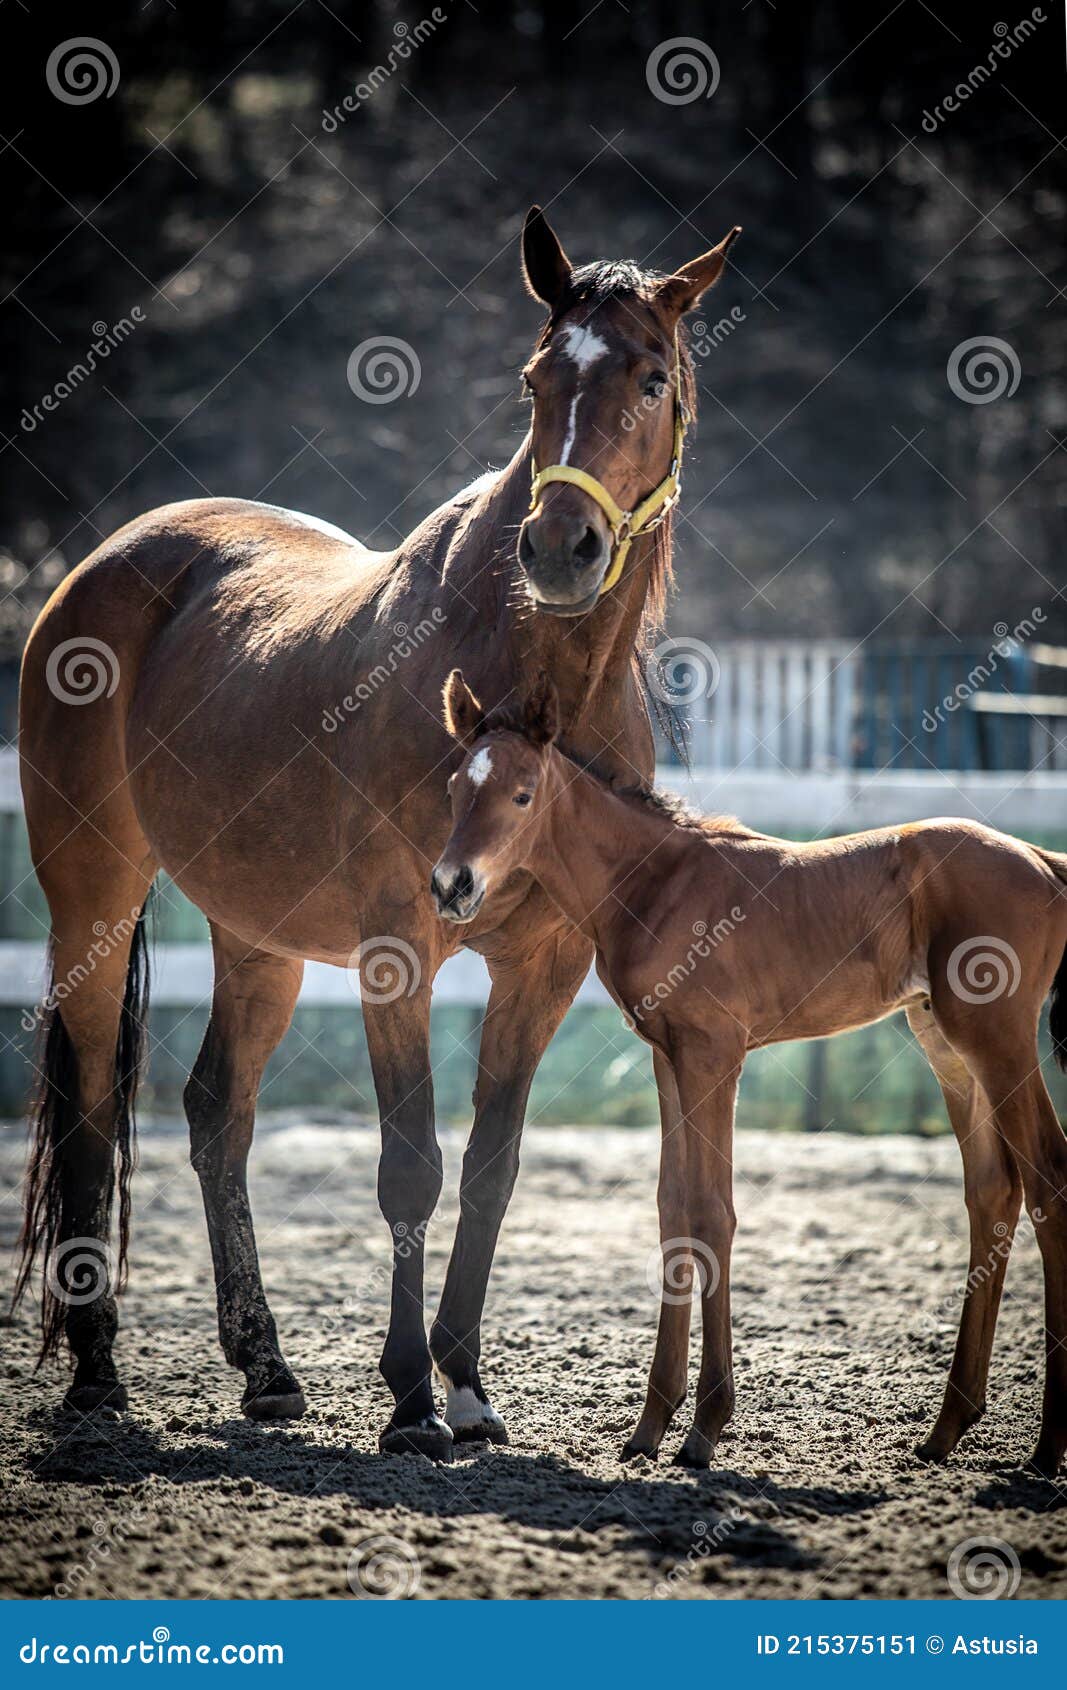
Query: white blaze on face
467 747 493 787
557 323 609 466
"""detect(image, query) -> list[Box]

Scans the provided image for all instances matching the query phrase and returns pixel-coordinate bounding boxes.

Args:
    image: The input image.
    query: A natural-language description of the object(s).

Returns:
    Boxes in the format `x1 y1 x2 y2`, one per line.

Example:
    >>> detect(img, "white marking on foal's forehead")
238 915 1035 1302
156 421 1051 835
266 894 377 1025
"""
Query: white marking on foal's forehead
559 323 610 371
467 748 493 786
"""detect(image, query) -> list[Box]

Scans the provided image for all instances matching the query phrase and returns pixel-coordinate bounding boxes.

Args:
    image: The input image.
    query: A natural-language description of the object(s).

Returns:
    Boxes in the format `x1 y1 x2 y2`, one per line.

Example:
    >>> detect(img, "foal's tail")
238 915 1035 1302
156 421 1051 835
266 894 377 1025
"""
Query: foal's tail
13 894 153 1362
1040 848 1067 1073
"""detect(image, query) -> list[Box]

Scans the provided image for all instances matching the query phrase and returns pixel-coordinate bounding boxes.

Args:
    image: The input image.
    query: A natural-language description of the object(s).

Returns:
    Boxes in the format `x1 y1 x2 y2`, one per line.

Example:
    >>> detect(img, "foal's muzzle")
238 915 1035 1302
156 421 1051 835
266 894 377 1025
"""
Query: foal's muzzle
518 502 610 615
430 861 485 923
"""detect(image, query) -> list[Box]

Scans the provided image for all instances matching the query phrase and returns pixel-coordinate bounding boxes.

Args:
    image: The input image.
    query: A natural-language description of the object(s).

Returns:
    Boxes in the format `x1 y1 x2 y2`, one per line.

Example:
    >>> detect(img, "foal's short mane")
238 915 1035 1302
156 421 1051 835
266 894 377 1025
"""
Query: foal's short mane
536 258 699 749
478 701 753 843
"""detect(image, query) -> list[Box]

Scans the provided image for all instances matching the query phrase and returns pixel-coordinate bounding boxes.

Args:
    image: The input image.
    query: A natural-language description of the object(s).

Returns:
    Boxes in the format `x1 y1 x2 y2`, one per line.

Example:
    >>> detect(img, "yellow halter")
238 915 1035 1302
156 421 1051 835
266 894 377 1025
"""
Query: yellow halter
527 331 689 597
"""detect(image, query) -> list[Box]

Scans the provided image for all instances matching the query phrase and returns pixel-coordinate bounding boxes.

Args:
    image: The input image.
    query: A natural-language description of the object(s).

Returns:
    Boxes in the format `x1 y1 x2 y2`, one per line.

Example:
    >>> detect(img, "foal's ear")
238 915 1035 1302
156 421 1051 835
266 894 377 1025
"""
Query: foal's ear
522 206 572 309
443 669 486 745
522 672 559 746
655 225 742 317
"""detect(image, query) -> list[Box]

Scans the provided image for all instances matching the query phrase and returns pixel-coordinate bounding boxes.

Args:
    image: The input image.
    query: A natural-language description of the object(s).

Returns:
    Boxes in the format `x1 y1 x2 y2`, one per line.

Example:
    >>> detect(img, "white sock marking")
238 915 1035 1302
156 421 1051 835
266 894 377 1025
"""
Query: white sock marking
443 1383 504 1431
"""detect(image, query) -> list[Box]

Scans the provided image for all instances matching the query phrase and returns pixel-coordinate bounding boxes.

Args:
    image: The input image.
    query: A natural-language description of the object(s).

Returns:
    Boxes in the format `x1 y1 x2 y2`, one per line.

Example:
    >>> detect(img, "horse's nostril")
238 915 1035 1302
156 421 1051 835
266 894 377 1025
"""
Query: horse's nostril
518 524 537 567
574 525 601 564
454 864 474 899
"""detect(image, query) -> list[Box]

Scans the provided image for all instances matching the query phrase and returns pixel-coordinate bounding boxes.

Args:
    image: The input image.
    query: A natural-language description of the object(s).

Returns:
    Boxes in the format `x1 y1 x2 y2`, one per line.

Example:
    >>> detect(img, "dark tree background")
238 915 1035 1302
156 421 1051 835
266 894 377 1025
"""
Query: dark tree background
1 0 1064 678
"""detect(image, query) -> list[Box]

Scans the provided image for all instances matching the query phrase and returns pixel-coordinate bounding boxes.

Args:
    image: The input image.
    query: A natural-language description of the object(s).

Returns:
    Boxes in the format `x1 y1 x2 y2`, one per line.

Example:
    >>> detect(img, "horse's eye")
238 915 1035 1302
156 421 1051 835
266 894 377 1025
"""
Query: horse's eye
513 791 533 807
643 374 667 400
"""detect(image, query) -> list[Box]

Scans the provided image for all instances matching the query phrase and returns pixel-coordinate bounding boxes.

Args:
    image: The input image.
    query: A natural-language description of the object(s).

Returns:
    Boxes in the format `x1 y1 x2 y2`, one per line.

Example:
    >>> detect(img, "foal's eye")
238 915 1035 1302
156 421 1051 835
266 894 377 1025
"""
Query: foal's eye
643 373 667 400
513 791 533 807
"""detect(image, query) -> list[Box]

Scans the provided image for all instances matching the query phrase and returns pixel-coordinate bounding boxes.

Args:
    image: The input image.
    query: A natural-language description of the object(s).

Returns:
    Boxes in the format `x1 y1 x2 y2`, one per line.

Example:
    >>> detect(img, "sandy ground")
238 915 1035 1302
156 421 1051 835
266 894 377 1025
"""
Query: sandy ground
1 1117 1065 1601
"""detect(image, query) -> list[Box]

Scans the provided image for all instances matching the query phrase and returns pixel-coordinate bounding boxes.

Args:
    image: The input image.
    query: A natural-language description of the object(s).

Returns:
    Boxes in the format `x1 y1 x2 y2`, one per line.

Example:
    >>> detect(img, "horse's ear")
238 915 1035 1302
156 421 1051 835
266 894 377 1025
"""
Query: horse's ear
443 669 486 745
522 205 572 309
655 225 742 317
523 672 559 746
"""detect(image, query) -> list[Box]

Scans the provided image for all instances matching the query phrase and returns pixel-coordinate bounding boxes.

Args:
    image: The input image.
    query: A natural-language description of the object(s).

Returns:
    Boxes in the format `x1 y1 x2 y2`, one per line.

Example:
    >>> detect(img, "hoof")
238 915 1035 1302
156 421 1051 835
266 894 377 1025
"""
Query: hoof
914 1438 950 1465
673 1431 714 1470
64 1380 128 1414
620 1438 659 1463
450 1417 508 1446
1027 1442 1064 1479
379 1415 454 1462
242 1389 307 1422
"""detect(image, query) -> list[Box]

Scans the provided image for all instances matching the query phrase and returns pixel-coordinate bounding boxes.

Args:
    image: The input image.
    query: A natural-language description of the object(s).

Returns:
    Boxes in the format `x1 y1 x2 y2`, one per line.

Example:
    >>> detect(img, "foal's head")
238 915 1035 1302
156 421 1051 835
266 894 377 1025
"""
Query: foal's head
516 206 741 615
430 669 559 924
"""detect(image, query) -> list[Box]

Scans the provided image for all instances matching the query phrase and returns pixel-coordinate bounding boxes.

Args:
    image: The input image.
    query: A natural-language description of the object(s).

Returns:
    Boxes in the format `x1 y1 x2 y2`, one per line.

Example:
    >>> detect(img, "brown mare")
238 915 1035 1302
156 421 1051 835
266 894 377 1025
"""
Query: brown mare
432 673 1067 1475
15 208 741 1460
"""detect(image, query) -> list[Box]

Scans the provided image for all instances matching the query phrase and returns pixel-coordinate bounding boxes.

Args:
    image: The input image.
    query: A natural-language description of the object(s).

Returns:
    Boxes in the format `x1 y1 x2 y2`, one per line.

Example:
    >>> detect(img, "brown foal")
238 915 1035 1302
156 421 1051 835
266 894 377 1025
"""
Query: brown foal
432 672 1067 1475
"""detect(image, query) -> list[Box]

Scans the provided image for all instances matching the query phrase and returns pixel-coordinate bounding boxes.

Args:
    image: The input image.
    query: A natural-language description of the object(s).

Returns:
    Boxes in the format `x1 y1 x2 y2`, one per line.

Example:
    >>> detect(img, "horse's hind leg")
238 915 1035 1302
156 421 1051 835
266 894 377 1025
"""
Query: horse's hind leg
622 1050 692 1461
907 1002 1022 1463
185 927 305 1419
16 844 155 1409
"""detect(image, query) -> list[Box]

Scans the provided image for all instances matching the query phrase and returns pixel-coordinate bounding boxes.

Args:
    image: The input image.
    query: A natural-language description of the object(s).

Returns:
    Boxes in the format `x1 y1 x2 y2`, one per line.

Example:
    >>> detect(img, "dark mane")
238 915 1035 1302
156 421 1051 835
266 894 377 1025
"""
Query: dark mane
561 750 759 842
476 708 756 842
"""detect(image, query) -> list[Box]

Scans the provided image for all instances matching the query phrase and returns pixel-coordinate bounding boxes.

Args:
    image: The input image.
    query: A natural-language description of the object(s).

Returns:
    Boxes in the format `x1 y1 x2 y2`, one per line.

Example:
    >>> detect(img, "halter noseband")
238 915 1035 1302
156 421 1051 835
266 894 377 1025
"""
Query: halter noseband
527 330 689 598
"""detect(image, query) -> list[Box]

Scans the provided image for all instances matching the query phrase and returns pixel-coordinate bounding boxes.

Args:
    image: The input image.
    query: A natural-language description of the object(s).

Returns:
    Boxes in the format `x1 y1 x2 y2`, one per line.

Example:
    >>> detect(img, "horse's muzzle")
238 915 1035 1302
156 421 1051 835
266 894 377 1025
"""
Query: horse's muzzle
430 861 485 924
517 509 610 615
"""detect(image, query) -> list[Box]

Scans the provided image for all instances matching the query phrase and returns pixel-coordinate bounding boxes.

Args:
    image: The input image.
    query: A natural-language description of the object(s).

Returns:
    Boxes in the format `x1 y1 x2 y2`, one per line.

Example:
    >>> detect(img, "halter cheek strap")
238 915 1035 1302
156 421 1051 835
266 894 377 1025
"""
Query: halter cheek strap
527 331 689 597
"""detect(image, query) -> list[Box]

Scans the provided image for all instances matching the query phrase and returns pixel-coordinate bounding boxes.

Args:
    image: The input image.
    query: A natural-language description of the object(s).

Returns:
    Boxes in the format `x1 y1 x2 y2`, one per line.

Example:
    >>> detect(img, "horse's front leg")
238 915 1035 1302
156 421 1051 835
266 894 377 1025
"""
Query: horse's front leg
670 1029 745 1469
429 925 593 1444
622 1048 692 1460
362 944 449 1461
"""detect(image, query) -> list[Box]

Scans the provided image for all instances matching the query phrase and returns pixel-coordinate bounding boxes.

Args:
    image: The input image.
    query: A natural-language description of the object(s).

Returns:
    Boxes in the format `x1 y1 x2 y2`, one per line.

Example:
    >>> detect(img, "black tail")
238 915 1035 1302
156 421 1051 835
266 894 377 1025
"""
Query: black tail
13 893 153 1362
1050 943 1067 1074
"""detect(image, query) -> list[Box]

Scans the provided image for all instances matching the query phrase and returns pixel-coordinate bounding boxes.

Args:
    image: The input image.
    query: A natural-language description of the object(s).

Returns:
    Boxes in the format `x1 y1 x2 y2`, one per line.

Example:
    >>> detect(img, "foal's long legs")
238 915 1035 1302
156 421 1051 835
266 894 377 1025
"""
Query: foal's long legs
622 1049 692 1461
430 923 591 1443
907 1002 1022 1462
185 928 305 1417
669 1031 744 1469
933 993 1067 1475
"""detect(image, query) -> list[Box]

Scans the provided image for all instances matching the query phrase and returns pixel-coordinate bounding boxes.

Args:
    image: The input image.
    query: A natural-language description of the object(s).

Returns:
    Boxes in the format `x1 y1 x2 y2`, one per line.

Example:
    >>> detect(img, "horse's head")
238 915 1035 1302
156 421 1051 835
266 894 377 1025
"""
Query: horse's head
431 668 558 923
516 206 741 615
